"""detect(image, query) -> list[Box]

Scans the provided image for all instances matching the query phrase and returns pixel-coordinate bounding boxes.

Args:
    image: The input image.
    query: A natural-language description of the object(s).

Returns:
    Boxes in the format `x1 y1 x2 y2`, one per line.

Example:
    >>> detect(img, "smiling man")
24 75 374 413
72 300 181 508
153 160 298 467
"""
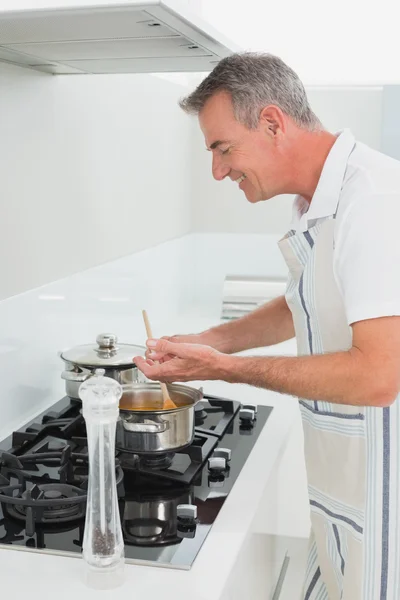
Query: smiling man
134 53 400 600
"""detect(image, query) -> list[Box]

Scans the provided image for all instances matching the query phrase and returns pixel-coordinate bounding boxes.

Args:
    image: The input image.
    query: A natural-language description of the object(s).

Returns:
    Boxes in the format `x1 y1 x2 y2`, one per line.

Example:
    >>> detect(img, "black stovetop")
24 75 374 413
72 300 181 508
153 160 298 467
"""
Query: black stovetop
0 394 272 569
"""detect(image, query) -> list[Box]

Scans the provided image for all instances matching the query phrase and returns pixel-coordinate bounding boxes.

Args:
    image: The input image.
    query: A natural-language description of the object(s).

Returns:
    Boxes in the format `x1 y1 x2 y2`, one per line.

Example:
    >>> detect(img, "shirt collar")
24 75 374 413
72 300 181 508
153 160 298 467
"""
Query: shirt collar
290 128 356 232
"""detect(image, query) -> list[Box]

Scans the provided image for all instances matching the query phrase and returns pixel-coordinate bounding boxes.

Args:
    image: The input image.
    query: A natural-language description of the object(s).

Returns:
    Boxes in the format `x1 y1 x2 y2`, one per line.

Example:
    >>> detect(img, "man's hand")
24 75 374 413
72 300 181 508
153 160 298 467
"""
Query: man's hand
134 339 228 382
144 333 209 364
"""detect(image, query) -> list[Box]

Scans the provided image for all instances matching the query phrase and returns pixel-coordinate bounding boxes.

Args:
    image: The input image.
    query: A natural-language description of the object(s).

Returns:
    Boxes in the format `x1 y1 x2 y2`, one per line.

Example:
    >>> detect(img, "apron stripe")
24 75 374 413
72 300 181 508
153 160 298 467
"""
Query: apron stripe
301 411 365 436
380 407 390 599
291 234 309 266
365 406 378 597
300 239 322 414
304 230 315 248
332 524 345 575
315 587 330 600
305 537 319 584
310 500 363 534
341 530 349 578
393 400 400 598
299 400 364 420
326 526 342 593
304 567 321 600
309 485 364 523
299 273 313 354
300 401 365 436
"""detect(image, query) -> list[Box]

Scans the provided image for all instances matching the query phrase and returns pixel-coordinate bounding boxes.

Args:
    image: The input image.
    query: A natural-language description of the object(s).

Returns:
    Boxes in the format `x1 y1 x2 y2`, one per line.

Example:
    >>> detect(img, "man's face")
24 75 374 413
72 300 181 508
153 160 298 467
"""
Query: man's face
198 91 285 203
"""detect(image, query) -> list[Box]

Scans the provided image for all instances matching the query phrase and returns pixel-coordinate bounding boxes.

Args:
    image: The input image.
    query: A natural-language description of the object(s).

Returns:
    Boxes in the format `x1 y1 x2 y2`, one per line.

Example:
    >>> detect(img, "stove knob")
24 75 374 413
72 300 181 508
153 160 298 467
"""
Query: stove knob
177 504 197 539
208 456 227 472
177 526 196 539
177 504 197 520
239 408 256 423
213 448 232 463
208 475 225 488
242 403 258 415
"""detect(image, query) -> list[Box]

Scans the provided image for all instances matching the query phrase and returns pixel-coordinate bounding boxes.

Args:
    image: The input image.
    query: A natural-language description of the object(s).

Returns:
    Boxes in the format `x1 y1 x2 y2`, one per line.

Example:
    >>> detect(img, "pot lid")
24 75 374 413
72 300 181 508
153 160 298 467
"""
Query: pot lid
60 333 145 368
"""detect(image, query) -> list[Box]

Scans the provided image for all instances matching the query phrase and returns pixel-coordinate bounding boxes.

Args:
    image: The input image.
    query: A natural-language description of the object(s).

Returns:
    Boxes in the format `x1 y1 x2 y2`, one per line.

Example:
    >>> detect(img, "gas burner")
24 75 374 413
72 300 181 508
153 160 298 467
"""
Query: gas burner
13 406 85 449
121 486 193 547
118 433 219 485
0 440 126 537
7 483 86 523
139 453 174 470
0 514 86 549
0 481 87 536
194 395 241 438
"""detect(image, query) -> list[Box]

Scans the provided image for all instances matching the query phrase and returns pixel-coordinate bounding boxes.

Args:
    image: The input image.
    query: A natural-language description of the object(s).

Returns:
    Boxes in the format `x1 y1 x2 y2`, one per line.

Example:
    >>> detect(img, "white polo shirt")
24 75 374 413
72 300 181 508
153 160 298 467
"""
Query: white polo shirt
291 129 400 325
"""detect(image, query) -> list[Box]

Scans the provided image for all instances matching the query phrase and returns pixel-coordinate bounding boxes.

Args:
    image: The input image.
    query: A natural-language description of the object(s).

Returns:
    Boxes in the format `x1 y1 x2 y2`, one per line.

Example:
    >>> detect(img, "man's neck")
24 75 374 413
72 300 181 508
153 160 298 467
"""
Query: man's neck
287 129 337 203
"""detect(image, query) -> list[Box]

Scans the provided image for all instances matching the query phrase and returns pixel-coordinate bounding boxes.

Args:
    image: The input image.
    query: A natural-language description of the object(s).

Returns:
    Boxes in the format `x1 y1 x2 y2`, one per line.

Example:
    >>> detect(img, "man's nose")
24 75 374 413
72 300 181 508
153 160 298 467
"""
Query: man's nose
212 154 230 181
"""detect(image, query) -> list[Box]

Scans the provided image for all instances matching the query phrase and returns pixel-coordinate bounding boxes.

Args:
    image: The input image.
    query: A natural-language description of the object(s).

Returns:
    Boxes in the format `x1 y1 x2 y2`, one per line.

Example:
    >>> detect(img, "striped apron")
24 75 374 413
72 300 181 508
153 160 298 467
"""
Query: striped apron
278 217 400 599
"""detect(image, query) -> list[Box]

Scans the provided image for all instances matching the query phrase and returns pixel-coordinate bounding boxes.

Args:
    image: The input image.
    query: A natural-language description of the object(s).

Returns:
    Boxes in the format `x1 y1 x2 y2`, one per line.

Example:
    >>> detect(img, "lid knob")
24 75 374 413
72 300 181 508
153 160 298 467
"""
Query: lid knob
96 333 118 349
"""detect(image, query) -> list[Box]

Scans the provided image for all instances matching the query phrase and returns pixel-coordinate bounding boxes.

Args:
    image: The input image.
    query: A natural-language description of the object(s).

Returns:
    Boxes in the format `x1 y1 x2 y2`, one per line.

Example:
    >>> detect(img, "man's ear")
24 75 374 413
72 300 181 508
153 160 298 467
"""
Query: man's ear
259 105 286 136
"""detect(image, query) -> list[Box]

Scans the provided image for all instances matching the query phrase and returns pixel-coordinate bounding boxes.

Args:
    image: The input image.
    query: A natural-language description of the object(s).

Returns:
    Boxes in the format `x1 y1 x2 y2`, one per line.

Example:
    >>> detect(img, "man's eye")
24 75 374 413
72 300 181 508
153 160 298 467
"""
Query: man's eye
220 147 231 155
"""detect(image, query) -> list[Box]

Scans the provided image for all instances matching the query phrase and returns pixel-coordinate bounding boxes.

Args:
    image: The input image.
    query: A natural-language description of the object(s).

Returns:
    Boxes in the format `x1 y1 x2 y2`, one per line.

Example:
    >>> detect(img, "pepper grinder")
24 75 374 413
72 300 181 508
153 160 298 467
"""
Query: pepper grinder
79 369 124 587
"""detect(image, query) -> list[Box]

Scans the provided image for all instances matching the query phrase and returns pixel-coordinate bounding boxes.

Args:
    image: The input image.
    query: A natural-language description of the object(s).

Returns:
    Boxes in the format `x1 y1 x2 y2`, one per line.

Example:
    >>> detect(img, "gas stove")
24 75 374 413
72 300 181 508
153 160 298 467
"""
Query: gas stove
0 393 272 569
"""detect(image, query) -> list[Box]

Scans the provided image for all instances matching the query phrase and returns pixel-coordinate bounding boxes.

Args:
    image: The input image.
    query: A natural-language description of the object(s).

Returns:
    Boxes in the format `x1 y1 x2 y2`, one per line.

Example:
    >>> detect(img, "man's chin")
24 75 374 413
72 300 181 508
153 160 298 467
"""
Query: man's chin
244 190 263 204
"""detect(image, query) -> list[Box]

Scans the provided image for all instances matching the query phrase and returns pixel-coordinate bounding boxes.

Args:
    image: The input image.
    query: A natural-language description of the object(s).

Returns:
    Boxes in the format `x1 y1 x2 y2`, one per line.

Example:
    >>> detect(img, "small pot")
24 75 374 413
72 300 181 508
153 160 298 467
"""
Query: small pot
60 333 145 399
117 382 203 454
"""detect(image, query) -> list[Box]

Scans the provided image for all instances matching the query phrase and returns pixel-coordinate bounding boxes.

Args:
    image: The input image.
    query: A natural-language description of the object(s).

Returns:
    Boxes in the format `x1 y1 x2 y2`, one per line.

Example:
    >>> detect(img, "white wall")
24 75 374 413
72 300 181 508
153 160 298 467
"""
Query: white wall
191 86 383 234
0 60 386 304
0 62 193 300
381 86 400 161
197 0 400 86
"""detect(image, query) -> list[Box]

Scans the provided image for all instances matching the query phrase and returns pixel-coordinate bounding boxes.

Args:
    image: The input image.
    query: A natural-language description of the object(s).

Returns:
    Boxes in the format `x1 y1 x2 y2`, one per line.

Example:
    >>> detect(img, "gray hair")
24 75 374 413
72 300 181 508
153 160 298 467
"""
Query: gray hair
179 52 321 131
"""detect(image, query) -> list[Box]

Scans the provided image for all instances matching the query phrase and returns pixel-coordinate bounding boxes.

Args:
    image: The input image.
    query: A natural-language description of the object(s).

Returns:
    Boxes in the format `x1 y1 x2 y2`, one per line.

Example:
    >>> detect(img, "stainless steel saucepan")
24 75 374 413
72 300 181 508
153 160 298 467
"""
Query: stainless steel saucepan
60 333 146 399
116 382 203 454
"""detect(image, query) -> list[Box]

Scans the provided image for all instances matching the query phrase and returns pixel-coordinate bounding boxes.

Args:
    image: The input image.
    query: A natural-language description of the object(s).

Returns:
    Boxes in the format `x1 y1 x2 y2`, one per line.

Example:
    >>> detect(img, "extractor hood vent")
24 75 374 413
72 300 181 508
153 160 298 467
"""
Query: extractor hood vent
0 2 237 75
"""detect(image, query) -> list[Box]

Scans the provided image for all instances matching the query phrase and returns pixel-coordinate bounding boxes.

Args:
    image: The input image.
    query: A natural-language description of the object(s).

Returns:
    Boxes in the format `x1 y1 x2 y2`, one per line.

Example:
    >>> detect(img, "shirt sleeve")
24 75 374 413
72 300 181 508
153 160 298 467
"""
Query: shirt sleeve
333 193 400 325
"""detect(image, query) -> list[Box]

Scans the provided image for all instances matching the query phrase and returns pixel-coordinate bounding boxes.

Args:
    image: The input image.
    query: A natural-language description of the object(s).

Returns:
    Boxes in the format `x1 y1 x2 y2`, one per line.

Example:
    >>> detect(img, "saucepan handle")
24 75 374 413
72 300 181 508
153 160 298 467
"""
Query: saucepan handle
122 417 169 433
61 369 91 383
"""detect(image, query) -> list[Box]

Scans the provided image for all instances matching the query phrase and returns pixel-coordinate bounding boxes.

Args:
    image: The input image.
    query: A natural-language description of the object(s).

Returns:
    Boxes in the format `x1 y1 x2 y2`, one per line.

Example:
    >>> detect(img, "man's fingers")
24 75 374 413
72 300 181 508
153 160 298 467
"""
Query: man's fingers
134 356 164 377
145 349 173 362
146 338 193 358
134 355 180 382
146 338 175 354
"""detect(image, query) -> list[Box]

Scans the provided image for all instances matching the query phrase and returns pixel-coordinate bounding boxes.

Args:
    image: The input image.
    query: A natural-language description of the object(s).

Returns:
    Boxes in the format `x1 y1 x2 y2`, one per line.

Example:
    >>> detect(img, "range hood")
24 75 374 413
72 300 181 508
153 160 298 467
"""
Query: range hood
0 1 238 75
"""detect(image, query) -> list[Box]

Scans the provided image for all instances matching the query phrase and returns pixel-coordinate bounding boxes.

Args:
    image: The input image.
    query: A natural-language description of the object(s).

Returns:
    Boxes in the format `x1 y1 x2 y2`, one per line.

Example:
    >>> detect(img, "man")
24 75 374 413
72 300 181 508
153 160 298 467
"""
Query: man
134 53 400 599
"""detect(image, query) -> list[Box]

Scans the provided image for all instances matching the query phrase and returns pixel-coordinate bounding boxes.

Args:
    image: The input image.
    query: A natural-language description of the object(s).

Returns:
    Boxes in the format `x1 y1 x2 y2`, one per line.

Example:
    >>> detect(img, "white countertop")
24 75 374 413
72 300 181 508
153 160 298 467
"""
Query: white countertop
0 308 301 599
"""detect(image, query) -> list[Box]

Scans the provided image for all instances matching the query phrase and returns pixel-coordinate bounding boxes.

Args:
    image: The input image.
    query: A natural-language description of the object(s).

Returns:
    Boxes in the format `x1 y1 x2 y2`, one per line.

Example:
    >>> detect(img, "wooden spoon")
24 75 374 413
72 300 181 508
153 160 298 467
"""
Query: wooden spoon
142 310 177 410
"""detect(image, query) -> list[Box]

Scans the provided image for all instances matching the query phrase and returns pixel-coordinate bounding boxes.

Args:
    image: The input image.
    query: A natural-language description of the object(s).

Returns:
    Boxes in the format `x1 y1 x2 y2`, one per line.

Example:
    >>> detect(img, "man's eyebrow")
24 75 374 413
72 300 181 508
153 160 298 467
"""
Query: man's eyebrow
207 140 228 150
